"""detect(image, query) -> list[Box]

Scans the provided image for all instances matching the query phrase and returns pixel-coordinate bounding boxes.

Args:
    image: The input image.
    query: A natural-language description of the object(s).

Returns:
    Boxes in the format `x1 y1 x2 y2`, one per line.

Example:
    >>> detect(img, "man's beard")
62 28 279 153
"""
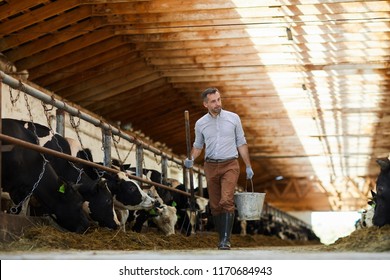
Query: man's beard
212 107 221 114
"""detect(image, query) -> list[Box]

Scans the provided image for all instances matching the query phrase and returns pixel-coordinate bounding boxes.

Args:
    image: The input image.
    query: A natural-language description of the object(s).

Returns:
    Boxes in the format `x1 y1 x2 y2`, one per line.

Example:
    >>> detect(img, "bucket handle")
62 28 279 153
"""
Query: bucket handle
245 178 254 193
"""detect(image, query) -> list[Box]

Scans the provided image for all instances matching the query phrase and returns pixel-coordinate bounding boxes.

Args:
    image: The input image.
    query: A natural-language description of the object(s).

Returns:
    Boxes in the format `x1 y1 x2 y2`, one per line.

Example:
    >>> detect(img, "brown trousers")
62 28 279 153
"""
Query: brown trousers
204 159 240 216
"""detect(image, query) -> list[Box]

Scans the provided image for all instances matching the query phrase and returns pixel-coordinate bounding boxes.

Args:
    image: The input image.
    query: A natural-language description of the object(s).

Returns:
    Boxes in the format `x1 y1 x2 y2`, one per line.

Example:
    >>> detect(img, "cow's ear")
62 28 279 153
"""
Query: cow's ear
376 158 390 170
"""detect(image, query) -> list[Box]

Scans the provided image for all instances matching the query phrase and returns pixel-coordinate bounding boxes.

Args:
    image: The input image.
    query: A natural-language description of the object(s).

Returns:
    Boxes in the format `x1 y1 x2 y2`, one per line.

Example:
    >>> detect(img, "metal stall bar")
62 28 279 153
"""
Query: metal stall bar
0 132 196 198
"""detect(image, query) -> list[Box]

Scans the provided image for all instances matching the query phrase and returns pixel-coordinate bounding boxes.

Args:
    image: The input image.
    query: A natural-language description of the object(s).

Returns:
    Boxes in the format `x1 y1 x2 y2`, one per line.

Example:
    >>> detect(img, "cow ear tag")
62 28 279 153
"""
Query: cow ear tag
58 184 65 193
171 201 177 207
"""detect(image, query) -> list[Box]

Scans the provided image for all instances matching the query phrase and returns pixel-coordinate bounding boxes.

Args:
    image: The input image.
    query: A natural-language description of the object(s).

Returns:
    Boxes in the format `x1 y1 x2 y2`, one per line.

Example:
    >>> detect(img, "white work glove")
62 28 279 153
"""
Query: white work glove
184 157 194 169
246 166 254 179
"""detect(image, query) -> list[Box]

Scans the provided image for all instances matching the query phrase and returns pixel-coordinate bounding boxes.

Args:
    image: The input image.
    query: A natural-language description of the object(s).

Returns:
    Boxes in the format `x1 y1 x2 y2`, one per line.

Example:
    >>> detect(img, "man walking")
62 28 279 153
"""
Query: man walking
184 87 254 250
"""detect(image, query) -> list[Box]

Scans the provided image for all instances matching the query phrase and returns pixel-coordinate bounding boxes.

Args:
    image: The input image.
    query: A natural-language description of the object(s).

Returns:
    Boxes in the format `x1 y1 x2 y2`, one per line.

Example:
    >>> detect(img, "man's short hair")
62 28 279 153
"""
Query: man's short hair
201 87 219 101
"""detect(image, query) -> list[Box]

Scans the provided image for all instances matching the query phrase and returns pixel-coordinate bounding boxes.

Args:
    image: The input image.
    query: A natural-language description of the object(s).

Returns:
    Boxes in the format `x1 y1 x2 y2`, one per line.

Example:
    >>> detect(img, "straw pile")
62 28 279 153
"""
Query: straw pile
0 224 389 252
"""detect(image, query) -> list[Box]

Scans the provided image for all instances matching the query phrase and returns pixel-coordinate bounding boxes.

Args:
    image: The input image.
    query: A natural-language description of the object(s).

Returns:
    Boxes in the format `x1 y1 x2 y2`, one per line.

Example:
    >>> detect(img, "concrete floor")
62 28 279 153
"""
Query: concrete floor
1 247 390 260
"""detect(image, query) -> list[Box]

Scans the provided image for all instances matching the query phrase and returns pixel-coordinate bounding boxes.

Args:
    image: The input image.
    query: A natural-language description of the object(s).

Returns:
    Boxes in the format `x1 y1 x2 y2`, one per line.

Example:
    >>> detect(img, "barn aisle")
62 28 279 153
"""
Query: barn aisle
1 247 390 260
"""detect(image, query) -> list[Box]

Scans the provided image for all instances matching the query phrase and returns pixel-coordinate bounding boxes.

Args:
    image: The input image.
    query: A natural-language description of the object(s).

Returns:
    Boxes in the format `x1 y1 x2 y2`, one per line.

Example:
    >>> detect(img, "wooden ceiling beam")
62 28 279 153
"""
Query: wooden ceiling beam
165 73 388 84
151 60 389 71
74 72 162 105
0 0 80 35
142 47 390 59
145 53 388 66
101 11 389 28
0 0 50 22
36 45 137 92
159 67 388 78
113 22 390 36
32 39 129 82
51 57 145 92
57 60 147 96
96 80 171 115
135 39 390 51
36 39 133 88
18 26 116 73
0 6 92 52
124 105 192 132
107 93 191 121
89 1 278 15
6 18 106 62
87 1 389 15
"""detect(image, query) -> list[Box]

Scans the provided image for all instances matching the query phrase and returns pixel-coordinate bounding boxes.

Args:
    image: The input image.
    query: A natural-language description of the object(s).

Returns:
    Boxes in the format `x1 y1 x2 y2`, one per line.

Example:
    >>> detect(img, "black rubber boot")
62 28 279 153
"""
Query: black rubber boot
218 212 235 250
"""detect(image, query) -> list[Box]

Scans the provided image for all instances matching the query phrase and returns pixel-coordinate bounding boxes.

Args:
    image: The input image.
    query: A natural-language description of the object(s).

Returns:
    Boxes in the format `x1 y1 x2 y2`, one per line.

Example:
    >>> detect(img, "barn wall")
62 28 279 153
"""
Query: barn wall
1 81 202 188
288 211 312 225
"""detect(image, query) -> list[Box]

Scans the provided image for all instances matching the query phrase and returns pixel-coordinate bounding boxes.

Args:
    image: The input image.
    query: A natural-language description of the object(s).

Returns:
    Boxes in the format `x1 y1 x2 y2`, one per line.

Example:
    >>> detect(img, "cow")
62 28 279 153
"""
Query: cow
152 204 178 236
123 166 175 203
1 119 90 233
355 192 376 229
106 171 156 211
373 157 390 227
135 168 209 236
6 119 120 229
75 152 156 211
128 186 178 235
152 172 209 235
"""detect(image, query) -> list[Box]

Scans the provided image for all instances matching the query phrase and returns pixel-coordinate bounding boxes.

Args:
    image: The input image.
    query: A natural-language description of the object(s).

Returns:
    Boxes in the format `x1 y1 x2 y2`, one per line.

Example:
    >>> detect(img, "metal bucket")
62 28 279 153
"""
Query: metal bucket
234 180 266 220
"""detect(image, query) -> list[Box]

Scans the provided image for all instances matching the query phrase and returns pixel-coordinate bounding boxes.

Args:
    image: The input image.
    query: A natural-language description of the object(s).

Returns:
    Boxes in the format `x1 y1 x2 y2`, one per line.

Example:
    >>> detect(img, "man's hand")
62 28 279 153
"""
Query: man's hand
184 157 194 169
246 166 254 179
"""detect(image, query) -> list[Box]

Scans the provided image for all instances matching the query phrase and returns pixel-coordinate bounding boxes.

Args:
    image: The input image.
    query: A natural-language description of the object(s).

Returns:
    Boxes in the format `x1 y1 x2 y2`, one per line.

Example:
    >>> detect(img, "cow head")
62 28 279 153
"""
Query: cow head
373 158 390 227
49 180 90 233
109 172 155 210
152 204 178 236
78 178 120 229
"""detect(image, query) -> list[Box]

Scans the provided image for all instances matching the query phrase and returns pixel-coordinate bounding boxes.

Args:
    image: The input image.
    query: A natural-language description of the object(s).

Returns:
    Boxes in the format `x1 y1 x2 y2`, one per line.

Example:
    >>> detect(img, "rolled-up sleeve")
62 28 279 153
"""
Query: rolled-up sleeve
235 117 247 147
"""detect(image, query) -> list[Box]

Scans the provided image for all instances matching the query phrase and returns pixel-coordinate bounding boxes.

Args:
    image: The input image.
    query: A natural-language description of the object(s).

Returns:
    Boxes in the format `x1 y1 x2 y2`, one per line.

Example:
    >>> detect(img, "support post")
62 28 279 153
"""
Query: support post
136 144 143 187
102 128 112 167
56 109 65 136
161 156 168 185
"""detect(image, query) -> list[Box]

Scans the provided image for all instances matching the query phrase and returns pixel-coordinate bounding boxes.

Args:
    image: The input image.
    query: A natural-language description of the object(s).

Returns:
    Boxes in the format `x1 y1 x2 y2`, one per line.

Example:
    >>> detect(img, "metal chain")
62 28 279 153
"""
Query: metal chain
41 101 54 131
122 142 135 164
111 130 136 167
23 92 38 141
153 153 162 165
69 114 86 153
70 114 103 178
41 105 84 184
9 86 21 106
10 159 49 214
112 133 123 166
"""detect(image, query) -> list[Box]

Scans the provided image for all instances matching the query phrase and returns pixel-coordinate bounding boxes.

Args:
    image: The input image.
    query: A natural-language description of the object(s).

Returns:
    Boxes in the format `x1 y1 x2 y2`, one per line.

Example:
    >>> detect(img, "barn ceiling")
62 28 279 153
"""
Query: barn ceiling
1 0 389 212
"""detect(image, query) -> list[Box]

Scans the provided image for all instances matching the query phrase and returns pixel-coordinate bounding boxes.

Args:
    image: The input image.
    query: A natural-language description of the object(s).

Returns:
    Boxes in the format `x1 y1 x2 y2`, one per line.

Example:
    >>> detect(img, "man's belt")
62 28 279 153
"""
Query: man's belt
205 157 237 163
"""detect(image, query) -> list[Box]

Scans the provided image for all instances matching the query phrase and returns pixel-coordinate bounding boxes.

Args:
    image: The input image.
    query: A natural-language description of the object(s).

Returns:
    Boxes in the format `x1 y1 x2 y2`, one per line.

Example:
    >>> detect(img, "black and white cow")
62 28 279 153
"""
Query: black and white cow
76 152 156 212
122 166 174 204
373 158 390 227
126 167 209 236
7 119 120 229
1 119 90 233
104 171 156 211
127 186 178 236
355 190 376 230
